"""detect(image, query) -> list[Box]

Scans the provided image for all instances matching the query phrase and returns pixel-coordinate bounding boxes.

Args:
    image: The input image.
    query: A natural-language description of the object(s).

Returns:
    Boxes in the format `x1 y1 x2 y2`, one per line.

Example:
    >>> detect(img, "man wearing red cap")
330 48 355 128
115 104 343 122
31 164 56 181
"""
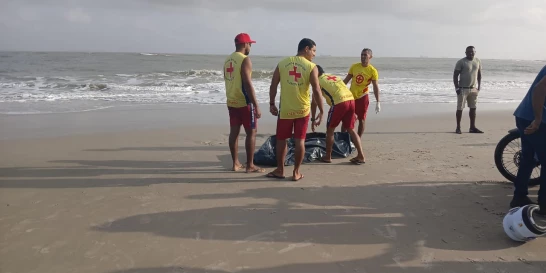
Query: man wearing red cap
223 33 264 173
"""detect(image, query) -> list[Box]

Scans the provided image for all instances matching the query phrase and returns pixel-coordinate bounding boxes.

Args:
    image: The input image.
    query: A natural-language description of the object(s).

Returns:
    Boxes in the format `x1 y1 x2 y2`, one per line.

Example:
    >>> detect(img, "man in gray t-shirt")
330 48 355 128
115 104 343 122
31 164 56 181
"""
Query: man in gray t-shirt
453 46 483 134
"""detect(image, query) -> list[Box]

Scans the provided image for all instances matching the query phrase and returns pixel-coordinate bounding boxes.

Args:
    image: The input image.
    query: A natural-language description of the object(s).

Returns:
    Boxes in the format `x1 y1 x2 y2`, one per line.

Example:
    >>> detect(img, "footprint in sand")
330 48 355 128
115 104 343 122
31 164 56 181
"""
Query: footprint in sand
421 252 435 269
278 242 313 254
374 225 397 240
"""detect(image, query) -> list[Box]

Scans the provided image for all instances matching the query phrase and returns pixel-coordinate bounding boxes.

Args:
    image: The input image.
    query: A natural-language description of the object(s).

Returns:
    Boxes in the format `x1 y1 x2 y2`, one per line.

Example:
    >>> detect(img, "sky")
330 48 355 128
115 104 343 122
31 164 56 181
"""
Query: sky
1 0 545 60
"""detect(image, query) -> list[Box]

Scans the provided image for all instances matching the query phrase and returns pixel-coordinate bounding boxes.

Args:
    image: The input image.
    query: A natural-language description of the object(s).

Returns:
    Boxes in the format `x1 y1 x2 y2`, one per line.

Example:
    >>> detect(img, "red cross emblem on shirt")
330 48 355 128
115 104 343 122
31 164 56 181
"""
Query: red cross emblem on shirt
326 75 337 81
289 66 301 82
226 62 234 78
355 74 364 84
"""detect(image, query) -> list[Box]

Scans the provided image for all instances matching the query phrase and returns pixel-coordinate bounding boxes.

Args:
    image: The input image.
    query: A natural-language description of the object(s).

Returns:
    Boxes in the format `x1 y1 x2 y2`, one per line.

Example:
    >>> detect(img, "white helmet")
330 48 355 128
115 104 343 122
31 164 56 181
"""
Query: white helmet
503 205 546 242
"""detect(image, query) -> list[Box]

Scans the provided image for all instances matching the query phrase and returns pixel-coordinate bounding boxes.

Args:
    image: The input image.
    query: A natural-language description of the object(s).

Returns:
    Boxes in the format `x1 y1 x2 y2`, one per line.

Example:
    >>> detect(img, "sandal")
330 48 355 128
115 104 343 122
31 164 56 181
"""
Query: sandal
350 158 366 165
266 171 285 179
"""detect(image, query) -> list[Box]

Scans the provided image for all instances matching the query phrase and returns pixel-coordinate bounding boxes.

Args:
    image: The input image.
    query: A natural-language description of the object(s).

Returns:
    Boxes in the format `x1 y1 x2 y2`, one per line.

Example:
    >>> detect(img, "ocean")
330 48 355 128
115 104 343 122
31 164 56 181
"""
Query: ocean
0 51 544 115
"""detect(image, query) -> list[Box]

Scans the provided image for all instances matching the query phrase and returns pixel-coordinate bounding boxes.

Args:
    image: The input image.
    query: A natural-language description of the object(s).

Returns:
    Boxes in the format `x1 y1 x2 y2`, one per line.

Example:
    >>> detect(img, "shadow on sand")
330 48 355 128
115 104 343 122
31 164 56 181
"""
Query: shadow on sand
0 150 274 188
93 181 544 272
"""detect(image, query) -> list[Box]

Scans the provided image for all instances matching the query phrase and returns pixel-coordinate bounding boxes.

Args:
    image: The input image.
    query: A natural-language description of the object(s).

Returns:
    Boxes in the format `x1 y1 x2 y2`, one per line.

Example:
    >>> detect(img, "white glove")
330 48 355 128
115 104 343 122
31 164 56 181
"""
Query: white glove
375 102 381 114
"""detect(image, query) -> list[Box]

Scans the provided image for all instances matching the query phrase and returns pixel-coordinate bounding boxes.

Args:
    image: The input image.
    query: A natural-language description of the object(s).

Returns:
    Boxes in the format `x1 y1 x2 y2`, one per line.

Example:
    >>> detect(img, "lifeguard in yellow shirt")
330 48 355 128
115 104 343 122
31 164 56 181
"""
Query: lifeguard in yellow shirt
312 65 366 165
343 48 381 138
267 38 325 181
223 33 263 173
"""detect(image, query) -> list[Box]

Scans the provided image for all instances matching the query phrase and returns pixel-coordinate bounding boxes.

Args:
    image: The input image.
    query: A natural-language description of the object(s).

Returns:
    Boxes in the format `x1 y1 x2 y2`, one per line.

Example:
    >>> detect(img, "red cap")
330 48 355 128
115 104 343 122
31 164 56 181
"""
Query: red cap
234 33 256 44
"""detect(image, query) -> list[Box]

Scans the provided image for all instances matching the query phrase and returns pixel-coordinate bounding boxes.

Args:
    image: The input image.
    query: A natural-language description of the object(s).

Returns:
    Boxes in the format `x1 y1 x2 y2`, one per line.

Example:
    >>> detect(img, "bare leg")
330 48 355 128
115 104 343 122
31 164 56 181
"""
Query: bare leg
244 128 264 173
268 138 287 178
469 108 484 133
469 108 476 128
455 110 462 134
293 138 305 181
357 119 365 138
229 125 243 171
347 128 366 162
321 127 335 162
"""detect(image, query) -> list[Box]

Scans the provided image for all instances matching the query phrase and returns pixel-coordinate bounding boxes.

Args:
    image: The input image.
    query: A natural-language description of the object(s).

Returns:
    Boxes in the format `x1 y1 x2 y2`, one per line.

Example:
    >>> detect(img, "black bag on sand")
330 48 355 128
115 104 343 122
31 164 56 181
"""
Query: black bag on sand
253 132 356 166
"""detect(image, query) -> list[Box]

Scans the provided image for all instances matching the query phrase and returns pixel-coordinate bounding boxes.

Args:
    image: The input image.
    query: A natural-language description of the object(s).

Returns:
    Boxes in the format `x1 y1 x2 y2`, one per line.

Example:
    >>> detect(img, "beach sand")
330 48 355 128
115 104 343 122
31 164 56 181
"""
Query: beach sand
1 103 545 273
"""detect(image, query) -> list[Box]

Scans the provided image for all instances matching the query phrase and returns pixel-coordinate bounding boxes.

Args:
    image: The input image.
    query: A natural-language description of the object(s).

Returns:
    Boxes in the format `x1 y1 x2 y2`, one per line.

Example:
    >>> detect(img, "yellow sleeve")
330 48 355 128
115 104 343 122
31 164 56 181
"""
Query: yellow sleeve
348 64 354 75
372 67 379 80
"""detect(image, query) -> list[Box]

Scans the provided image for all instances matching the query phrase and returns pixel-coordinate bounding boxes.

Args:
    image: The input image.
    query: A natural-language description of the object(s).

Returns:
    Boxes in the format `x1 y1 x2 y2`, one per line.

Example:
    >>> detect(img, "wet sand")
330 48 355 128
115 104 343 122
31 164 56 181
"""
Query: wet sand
1 103 545 273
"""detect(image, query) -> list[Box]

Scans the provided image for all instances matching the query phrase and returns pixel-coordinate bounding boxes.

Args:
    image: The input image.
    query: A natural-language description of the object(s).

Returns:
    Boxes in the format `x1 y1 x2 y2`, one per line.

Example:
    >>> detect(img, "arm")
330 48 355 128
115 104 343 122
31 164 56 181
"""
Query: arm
532 76 546 123
453 70 461 89
311 97 317 121
477 67 482 91
269 66 281 116
343 74 352 85
309 66 324 126
241 57 260 117
311 98 318 132
453 60 461 90
371 80 380 102
223 65 226 108
309 66 324 118
524 76 546 134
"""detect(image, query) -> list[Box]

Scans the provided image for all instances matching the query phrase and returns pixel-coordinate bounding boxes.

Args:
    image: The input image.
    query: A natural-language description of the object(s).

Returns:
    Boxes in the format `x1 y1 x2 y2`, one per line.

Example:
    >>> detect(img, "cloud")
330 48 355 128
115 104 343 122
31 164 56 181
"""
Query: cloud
480 1 545 29
65 8 91 24
17 7 40 21
0 0 544 60
7 0 545 28
145 0 511 25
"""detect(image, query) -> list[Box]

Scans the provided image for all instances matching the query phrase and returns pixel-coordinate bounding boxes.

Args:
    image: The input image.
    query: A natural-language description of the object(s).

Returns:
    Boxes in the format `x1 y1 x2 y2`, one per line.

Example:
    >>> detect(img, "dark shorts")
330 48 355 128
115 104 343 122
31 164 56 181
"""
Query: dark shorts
514 117 546 199
327 100 356 129
355 95 370 120
228 104 256 130
276 115 310 140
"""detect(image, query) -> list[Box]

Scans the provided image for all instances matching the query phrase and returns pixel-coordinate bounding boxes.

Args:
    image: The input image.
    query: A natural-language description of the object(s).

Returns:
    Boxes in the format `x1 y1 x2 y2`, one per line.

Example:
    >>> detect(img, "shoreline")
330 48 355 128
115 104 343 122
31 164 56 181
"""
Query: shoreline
0 101 521 115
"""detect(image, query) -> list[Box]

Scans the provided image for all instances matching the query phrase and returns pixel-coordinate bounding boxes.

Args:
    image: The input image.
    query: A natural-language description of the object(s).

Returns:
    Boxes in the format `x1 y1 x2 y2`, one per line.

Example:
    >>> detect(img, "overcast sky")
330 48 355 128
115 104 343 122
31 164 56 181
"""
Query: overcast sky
1 0 545 60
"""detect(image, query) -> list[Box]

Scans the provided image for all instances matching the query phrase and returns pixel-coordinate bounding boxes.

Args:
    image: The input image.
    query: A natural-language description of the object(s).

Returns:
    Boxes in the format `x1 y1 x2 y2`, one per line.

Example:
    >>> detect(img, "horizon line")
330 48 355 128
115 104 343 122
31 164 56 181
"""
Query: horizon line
0 50 544 62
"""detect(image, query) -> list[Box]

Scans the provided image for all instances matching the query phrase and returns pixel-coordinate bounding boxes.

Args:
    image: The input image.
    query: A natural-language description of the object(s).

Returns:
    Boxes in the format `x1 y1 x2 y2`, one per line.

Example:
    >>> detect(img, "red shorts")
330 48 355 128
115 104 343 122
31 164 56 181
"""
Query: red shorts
228 104 256 130
276 115 310 140
327 100 356 129
355 95 370 120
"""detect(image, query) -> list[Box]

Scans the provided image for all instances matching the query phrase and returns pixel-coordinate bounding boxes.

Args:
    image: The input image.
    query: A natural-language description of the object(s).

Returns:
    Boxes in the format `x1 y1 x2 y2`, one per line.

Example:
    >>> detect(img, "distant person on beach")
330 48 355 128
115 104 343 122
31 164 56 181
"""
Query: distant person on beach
343 48 381 138
267 38 325 181
510 65 546 211
453 46 483 134
223 33 264 173
312 65 366 165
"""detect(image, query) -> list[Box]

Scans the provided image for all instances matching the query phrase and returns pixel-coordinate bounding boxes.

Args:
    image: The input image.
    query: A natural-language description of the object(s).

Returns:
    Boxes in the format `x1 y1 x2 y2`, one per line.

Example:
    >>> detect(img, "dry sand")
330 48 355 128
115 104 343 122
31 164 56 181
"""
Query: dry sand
1 103 545 273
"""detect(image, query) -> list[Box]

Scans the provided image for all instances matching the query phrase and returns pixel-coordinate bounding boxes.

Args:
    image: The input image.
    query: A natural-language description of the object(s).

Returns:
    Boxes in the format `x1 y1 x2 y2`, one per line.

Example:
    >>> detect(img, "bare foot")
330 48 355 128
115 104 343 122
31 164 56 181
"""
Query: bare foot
319 156 332 163
232 163 245 171
246 165 265 173
292 171 304 181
